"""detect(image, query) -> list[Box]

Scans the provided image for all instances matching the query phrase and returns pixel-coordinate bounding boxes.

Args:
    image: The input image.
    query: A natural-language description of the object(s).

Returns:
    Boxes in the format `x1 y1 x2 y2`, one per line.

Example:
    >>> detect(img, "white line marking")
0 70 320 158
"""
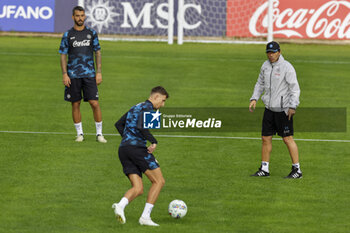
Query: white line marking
99 37 267 44
1 52 349 64
0 130 350 143
100 37 168 42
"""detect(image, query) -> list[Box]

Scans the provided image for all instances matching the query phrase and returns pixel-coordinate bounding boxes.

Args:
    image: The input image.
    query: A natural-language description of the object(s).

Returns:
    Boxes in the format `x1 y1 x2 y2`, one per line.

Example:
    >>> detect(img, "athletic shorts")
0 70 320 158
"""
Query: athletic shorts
262 108 294 137
118 146 160 177
64 77 98 102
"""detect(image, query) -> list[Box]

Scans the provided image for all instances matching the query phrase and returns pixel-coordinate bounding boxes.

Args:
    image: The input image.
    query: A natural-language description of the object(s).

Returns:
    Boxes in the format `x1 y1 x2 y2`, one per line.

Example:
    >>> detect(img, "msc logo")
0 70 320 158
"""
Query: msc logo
85 0 119 33
85 0 202 33
143 110 161 129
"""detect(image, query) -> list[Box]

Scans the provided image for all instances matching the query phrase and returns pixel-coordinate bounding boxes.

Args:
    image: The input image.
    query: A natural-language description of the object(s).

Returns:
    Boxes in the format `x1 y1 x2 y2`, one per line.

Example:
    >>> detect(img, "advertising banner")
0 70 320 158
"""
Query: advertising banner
0 0 55 32
54 0 79 33
182 0 227 37
2 0 349 40
227 0 350 40
80 0 226 36
81 0 168 35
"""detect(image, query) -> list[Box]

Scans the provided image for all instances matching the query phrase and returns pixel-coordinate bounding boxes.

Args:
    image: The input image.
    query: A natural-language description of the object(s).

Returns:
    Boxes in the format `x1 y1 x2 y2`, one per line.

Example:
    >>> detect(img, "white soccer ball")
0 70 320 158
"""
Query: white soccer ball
168 200 187 219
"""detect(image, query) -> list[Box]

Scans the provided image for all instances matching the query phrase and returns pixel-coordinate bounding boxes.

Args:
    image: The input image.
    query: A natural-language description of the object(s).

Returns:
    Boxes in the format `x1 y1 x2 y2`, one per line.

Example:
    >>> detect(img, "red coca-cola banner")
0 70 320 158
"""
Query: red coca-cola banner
227 0 350 40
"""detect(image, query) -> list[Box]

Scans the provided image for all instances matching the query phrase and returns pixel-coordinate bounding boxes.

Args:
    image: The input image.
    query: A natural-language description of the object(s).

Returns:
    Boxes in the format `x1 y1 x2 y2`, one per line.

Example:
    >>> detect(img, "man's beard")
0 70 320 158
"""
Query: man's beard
75 19 84 26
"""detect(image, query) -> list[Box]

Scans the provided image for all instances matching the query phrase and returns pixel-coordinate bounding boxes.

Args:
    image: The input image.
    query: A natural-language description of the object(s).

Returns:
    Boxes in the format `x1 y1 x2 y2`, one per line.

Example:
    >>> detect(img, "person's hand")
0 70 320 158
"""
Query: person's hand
288 108 296 120
63 74 71 87
249 100 257 112
147 144 157 153
95 72 102 85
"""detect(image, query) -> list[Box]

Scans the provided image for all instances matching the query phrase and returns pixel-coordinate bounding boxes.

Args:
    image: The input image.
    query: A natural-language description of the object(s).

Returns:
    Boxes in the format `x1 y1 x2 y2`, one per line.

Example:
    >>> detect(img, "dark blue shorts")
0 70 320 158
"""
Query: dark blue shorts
262 108 294 137
64 77 98 102
118 146 160 177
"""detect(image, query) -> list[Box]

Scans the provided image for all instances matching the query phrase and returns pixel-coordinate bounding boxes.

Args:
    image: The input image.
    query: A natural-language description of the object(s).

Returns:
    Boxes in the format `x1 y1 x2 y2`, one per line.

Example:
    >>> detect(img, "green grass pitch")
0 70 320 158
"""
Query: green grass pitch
0 36 349 233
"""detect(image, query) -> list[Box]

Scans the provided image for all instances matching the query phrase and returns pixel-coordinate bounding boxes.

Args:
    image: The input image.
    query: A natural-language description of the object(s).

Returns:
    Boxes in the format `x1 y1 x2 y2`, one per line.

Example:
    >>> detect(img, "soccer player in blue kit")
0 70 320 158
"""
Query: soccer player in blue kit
59 6 107 143
112 86 169 227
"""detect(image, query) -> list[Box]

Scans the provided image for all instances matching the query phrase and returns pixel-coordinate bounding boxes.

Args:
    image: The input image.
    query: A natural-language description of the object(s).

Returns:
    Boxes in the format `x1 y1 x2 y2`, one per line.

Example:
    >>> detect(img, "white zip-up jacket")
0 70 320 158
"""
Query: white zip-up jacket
250 54 300 114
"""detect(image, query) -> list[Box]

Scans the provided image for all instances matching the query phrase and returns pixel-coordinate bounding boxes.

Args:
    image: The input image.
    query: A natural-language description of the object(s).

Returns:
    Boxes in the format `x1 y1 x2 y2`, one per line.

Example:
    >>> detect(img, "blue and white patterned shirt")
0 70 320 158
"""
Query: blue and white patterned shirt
116 100 157 148
59 26 100 79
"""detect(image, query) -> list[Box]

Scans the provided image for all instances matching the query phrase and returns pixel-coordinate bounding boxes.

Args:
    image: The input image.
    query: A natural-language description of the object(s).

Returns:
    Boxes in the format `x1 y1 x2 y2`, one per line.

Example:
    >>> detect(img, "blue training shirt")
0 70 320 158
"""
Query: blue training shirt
120 100 155 147
59 26 100 79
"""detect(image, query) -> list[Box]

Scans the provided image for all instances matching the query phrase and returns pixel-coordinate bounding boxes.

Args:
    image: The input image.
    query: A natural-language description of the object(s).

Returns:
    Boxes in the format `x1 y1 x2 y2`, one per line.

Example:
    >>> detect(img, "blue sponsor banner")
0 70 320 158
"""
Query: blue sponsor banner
0 0 55 32
81 0 226 36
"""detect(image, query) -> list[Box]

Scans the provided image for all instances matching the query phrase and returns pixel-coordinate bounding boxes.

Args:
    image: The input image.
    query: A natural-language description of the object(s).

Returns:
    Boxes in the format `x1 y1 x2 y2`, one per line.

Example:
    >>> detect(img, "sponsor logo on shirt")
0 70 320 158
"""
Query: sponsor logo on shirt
72 39 91 47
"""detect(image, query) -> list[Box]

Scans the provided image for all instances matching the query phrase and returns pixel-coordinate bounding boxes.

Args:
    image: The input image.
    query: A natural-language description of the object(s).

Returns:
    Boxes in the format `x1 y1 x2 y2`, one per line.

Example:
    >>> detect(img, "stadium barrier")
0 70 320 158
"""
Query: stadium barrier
1 0 350 43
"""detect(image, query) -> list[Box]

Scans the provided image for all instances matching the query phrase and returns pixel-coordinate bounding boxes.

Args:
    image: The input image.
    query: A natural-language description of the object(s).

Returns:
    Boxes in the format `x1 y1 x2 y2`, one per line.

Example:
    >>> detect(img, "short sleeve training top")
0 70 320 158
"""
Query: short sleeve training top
59 26 100 79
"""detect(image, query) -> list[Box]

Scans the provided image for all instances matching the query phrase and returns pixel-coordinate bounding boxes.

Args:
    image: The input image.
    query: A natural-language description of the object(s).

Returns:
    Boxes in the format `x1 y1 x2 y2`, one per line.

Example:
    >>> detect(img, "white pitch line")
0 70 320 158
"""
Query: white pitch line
1 52 349 65
0 130 350 143
154 134 350 143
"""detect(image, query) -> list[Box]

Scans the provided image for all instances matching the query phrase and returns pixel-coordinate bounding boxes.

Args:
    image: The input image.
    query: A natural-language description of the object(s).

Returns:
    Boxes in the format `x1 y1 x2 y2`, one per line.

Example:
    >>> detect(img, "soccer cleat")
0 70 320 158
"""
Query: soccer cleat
75 134 84 142
251 166 270 177
112 203 126 224
285 166 303 179
96 134 107 143
139 217 159 226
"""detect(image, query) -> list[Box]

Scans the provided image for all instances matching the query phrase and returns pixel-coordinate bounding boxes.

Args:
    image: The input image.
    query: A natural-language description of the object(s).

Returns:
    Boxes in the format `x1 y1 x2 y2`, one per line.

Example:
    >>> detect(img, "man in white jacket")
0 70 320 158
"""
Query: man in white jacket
249 41 302 179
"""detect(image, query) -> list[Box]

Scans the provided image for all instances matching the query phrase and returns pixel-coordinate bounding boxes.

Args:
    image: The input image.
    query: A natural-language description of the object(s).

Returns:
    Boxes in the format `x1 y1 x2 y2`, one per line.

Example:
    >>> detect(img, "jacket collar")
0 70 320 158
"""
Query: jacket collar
145 99 155 109
270 54 284 67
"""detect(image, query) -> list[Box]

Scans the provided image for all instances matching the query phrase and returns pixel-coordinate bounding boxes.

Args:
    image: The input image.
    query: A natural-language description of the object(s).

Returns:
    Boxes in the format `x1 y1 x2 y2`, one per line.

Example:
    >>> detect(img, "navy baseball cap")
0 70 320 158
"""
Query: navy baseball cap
266 41 280 53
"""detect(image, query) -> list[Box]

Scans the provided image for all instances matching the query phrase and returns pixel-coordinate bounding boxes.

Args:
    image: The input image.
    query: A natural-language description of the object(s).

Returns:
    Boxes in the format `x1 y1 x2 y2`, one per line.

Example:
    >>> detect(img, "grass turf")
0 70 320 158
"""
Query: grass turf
0 36 349 233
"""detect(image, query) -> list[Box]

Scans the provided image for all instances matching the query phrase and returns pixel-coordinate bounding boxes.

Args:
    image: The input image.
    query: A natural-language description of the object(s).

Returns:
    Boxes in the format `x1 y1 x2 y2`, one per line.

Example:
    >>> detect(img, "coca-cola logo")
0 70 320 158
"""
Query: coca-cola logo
72 39 91 47
249 0 350 39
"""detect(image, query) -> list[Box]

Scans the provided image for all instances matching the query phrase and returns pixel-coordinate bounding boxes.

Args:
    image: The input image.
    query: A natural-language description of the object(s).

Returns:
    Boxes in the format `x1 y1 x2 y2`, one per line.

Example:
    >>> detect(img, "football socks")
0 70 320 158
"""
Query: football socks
95 121 103 136
261 161 269 173
118 197 129 210
74 122 83 136
141 203 154 219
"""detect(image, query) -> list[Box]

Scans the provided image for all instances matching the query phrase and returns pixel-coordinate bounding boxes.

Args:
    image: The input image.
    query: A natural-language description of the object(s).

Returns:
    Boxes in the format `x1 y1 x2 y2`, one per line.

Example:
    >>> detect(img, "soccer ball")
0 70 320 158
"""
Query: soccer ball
168 200 187 219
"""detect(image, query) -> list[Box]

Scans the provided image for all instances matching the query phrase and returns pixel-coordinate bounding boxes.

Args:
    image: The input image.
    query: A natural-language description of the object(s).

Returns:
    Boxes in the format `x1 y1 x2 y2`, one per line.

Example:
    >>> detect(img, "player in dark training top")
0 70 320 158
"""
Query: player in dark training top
59 6 107 143
112 86 169 227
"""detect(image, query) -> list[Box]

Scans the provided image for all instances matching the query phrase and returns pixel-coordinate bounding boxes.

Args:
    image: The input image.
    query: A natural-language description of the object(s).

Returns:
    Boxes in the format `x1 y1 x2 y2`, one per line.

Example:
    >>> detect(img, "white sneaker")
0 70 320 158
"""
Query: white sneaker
96 135 107 143
75 134 84 142
139 217 159 226
112 203 126 224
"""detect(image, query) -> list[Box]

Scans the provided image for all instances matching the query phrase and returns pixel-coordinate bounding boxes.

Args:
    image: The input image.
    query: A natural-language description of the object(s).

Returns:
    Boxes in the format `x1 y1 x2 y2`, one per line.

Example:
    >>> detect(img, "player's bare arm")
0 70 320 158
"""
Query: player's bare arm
95 50 102 85
60 54 71 87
